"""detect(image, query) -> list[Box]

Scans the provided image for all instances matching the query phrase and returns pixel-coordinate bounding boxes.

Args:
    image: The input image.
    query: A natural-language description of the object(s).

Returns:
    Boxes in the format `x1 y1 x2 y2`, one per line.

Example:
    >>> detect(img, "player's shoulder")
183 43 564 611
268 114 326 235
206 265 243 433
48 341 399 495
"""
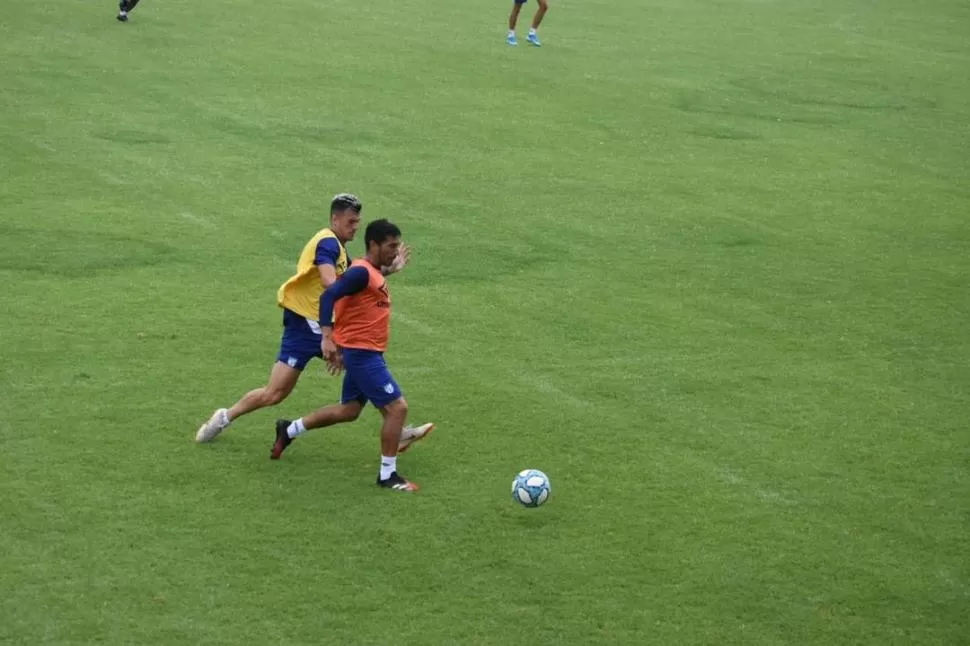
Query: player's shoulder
344 263 370 277
307 227 337 243
311 228 347 251
314 234 345 265
345 263 375 281
316 234 342 250
350 258 381 274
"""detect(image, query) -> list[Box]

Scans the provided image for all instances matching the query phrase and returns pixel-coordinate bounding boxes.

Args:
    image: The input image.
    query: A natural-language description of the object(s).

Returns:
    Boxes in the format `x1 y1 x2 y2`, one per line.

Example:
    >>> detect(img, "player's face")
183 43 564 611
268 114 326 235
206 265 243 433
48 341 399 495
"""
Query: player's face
378 236 402 267
332 210 362 242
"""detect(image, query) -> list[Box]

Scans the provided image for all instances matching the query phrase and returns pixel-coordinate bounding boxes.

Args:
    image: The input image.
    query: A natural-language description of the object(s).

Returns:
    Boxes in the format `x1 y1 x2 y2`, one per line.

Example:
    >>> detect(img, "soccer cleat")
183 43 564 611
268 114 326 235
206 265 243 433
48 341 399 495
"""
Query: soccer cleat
270 419 293 460
527 32 541 47
117 0 129 20
398 423 434 453
377 472 419 492
195 408 230 443
507 33 518 46
116 11 128 21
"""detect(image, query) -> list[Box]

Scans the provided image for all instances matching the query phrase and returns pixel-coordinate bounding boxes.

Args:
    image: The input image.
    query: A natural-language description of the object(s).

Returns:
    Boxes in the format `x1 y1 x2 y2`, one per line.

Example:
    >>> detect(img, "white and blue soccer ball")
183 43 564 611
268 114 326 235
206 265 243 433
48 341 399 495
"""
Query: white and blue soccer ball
512 469 551 508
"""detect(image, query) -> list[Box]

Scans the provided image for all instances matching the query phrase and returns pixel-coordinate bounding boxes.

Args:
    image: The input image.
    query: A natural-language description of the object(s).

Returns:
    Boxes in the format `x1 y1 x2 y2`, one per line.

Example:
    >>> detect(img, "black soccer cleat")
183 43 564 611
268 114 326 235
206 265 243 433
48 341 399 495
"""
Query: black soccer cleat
117 0 139 21
376 472 419 492
270 419 293 460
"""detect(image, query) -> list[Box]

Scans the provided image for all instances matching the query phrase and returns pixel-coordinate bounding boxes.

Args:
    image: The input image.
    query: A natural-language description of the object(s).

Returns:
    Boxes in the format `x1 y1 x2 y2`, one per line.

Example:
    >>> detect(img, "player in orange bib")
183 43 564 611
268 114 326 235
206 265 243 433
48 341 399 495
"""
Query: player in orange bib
194 194 428 446
270 219 431 492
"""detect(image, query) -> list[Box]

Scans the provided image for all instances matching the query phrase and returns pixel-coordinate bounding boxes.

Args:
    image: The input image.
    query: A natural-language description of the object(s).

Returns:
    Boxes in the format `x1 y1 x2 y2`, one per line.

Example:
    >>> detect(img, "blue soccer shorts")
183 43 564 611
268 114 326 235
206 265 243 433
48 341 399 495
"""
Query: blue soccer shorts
340 348 403 409
277 308 322 371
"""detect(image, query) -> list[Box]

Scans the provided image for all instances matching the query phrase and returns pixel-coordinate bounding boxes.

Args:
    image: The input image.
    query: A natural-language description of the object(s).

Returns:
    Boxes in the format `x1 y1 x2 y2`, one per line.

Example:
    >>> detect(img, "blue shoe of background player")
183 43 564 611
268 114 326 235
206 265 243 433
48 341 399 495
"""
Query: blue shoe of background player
527 32 541 47
507 33 518 46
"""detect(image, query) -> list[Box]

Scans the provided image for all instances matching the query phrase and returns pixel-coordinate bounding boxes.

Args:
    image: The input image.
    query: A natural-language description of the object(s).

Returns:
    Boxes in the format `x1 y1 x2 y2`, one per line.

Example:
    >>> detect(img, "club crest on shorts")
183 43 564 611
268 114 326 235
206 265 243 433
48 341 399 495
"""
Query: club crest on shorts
383 383 394 394
287 357 298 367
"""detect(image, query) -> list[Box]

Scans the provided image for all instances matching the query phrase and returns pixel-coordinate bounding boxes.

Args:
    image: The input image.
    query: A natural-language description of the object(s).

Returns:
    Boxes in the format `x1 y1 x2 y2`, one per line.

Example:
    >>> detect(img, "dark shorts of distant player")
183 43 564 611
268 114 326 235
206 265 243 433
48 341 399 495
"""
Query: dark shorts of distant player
277 308 322 371
514 0 529 4
340 348 403 409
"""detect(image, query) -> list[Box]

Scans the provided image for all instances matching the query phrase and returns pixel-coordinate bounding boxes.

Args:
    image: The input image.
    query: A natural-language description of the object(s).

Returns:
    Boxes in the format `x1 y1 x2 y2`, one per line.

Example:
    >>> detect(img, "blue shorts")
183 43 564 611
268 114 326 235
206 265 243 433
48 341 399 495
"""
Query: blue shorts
277 308 322 371
341 348 403 409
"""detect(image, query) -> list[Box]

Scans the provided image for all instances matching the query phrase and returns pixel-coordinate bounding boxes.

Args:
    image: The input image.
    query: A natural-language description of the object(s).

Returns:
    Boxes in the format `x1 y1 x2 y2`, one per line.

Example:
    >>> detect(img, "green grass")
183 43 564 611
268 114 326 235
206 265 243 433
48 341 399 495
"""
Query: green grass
2 0 969 643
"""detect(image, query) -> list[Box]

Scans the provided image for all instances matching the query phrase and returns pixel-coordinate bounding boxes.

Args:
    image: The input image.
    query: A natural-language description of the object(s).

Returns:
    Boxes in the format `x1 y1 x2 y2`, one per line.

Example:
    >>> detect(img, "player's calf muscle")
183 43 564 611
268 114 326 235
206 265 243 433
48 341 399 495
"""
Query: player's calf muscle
304 402 360 429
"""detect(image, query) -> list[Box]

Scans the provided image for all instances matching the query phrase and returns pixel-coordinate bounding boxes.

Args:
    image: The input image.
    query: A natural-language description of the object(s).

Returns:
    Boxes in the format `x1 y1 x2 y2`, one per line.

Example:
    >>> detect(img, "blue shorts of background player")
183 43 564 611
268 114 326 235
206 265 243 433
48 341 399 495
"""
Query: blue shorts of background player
340 348 403 408
276 308 323 371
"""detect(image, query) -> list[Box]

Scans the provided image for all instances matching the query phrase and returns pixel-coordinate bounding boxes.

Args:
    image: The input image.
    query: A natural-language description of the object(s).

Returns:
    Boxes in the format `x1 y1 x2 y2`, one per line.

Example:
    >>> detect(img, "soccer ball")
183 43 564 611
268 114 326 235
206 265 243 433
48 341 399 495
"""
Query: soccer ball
512 469 551 507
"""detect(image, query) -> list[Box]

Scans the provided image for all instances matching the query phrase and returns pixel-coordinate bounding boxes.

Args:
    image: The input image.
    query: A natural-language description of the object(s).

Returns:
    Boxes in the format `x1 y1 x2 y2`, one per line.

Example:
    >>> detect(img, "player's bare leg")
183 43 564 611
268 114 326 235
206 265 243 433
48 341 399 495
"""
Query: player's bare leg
509 3 523 30
508 3 524 44
302 401 362 430
270 401 362 459
195 361 301 443
528 0 548 45
229 362 301 418
376 397 418 491
270 401 432 458
379 398 407 458
531 0 548 29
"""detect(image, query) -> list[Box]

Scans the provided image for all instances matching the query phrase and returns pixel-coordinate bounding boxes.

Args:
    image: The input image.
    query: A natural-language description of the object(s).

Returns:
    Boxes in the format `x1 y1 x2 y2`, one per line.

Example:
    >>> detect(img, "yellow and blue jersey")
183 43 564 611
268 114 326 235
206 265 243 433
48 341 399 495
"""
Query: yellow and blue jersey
276 228 348 321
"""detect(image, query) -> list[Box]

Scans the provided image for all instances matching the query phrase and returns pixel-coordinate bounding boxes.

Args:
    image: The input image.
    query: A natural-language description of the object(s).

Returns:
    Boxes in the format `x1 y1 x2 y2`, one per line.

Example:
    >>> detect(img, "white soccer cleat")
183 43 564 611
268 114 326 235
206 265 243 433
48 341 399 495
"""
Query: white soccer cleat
398 423 434 453
195 408 230 443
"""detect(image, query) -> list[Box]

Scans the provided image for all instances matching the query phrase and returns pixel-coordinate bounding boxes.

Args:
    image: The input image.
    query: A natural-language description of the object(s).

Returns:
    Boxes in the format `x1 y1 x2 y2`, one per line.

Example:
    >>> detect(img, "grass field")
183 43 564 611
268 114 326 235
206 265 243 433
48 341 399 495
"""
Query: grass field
2 0 969 643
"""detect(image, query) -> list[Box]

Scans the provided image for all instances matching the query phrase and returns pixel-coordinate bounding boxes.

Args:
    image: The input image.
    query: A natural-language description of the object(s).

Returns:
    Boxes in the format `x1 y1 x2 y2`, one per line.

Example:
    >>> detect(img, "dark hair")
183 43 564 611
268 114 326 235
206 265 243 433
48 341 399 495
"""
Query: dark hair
364 219 401 249
330 193 362 215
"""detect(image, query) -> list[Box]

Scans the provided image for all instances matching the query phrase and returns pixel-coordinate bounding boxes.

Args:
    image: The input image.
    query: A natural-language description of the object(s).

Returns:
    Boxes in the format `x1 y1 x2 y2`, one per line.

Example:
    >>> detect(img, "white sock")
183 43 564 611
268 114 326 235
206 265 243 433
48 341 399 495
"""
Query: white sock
529 28 537 35
220 409 231 427
119 10 127 15
287 418 306 439
380 455 397 481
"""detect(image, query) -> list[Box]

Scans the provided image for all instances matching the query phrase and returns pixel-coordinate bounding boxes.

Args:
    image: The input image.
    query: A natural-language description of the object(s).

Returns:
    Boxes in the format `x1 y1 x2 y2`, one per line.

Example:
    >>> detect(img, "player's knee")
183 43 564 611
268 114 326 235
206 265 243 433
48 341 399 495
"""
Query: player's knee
386 397 408 418
264 387 289 406
538 0 549 9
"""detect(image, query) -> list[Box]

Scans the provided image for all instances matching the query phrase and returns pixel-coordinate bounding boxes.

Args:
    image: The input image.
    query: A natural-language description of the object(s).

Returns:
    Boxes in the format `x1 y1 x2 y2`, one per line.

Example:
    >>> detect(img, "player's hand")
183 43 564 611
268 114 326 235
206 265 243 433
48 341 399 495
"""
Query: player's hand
327 352 343 376
322 336 342 376
383 244 411 275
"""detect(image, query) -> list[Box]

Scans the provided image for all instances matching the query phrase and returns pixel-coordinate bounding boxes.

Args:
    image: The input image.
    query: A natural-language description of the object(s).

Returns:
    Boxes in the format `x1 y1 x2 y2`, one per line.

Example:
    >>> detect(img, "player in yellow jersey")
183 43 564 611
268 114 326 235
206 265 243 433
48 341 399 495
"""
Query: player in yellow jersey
196 194 381 442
